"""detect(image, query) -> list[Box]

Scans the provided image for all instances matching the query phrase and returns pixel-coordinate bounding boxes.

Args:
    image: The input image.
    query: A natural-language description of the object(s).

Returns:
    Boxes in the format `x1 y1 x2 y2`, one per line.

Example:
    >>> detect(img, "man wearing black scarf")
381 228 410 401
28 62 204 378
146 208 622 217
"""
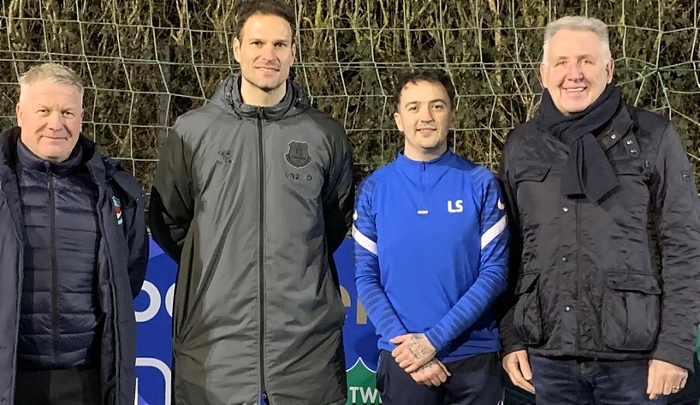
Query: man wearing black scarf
498 16 700 405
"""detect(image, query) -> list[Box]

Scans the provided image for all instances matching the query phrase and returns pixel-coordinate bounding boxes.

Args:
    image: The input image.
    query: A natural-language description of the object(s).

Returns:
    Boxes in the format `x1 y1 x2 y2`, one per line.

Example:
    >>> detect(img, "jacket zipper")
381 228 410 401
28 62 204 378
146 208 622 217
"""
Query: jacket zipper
418 162 428 215
257 108 269 404
47 165 60 358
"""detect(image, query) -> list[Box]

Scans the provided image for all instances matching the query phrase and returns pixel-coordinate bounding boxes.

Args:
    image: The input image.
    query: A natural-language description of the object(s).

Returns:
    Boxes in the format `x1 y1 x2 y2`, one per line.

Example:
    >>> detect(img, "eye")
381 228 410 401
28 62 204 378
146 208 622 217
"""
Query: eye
432 104 445 110
62 111 74 117
407 106 417 112
274 43 287 48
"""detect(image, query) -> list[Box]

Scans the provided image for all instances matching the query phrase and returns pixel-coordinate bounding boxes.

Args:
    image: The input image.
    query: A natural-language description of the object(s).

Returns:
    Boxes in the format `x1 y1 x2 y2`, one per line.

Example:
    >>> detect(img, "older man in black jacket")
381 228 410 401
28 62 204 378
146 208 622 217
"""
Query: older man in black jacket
0 63 148 405
499 16 700 404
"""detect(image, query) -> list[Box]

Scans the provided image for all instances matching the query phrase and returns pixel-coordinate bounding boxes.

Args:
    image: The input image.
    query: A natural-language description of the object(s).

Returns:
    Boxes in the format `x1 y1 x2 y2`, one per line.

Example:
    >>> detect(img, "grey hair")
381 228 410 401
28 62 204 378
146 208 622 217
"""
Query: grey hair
18 63 84 99
542 16 611 63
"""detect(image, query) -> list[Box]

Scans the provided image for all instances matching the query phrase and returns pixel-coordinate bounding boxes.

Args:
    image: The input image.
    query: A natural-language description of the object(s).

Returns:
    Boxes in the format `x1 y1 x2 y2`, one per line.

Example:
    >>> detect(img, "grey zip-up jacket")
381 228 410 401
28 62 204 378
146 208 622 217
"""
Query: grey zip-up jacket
148 74 354 405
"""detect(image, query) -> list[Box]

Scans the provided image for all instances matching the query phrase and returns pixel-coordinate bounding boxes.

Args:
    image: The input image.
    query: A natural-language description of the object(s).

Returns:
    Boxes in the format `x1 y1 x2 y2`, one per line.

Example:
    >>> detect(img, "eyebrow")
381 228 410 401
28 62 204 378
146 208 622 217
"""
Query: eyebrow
247 37 291 44
403 99 448 107
555 53 597 61
33 104 80 111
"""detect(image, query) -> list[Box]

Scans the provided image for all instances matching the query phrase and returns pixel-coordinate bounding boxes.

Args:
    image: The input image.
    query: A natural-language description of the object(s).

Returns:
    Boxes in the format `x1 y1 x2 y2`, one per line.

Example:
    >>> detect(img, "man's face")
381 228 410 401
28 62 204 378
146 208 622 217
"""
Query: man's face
540 29 614 115
16 80 83 162
232 13 295 95
394 80 454 160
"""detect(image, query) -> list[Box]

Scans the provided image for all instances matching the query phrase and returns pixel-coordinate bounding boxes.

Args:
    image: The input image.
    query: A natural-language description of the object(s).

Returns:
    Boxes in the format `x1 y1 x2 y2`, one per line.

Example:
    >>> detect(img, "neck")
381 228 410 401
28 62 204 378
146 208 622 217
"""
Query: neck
240 78 287 107
403 143 448 162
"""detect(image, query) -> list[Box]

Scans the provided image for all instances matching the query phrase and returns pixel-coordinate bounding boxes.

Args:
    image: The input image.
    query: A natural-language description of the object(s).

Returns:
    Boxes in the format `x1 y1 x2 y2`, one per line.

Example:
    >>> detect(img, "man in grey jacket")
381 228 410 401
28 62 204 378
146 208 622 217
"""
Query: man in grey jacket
148 1 354 404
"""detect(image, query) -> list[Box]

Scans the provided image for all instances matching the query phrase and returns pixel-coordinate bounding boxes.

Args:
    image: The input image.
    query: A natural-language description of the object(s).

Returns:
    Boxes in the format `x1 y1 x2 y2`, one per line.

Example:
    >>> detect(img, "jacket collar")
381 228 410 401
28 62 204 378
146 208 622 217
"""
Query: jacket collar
16 138 84 176
395 148 454 169
0 126 115 185
211 73 310 120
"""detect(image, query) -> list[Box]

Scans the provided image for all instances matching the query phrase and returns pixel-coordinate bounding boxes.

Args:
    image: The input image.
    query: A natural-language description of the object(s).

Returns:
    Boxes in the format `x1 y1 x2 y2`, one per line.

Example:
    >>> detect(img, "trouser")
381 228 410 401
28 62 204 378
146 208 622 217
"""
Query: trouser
376 350 503 405
14 365 101 405
530 355 668 405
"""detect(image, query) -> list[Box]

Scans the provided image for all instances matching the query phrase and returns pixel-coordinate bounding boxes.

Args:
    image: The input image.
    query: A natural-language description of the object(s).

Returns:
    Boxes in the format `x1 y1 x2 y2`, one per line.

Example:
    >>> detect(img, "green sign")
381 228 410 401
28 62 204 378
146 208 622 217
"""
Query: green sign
346 358 381 404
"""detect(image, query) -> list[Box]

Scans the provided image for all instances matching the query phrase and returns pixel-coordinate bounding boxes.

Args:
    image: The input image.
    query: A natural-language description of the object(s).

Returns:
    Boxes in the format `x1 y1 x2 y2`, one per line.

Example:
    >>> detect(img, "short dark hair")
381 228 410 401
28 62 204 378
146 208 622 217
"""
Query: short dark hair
393 69 456 110
233 0 296 42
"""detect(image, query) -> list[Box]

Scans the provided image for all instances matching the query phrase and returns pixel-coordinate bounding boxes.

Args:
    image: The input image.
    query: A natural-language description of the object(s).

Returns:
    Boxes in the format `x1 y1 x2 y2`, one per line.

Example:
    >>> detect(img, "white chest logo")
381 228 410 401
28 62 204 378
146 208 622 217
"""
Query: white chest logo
447 200 463 213
497 198 505 210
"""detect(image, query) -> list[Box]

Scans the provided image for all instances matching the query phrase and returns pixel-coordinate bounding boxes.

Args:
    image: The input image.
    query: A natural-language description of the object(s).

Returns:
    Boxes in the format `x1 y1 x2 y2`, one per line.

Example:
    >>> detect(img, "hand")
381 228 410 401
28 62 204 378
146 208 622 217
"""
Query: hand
502 350 535 394
410 358 452 387
647 359 688 400
390 333 437 372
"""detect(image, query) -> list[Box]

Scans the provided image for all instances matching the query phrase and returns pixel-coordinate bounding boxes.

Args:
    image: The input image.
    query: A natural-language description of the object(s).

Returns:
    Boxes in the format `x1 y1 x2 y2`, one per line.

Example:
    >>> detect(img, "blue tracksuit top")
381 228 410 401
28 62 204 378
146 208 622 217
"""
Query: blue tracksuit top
353 149 510 362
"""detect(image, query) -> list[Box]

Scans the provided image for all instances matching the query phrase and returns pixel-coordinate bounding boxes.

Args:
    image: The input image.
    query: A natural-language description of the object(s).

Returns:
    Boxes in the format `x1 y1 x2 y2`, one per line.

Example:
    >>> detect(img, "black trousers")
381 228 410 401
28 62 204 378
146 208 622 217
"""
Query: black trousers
376 350 503 405
14 365 101 405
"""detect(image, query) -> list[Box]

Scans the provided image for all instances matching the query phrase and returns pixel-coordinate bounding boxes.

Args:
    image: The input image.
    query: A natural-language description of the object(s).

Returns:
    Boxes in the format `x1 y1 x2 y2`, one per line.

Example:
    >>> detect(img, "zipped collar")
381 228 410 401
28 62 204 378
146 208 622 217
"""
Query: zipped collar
211 73 310 121
395 148 454 172
16 139 84 176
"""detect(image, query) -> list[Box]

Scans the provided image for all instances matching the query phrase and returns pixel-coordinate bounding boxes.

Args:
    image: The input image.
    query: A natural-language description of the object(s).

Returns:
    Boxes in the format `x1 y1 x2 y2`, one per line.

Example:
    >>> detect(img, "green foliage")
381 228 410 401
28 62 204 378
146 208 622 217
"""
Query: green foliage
1 0 699 189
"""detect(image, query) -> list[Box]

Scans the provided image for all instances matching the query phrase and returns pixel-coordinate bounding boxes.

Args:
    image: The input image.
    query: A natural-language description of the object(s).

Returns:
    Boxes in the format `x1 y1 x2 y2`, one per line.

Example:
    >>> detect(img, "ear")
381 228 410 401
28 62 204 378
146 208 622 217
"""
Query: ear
393 111 403 132
15 103 22 126
539 63 548 89
605 58 615 83
232 37 241 63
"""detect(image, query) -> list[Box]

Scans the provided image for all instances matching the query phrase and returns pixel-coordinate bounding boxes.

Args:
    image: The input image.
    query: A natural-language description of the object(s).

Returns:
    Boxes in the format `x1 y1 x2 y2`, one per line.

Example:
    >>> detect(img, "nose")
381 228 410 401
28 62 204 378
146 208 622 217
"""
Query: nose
565 61 583 81
47 111 65 131
419 107 434 123
260 43 276 61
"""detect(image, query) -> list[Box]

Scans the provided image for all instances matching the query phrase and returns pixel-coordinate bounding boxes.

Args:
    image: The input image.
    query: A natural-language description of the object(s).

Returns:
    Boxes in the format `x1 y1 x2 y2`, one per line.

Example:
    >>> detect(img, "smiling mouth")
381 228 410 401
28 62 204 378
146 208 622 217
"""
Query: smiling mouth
564 87 586 92
257 67 279 73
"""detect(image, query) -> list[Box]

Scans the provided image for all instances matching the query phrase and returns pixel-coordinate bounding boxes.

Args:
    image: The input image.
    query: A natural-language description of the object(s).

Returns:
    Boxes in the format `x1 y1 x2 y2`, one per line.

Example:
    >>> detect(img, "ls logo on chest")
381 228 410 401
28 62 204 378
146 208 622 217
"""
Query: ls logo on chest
447 200 463 213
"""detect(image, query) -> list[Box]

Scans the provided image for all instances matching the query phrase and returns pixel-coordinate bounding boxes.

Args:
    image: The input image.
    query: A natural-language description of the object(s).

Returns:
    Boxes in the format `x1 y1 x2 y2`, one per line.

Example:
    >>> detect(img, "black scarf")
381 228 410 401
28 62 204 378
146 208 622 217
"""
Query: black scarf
536 83 621 202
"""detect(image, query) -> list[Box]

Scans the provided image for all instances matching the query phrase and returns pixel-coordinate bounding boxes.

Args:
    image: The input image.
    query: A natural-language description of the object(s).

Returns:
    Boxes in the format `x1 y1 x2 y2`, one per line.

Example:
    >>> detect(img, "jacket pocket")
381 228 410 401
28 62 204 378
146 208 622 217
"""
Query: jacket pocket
513 272 543 345
602 272 661 351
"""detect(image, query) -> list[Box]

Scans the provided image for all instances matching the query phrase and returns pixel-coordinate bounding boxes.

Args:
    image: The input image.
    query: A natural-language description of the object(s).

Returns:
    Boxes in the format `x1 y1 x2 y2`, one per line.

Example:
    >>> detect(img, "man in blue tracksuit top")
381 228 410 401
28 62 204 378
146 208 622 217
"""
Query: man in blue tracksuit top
354 68 510 404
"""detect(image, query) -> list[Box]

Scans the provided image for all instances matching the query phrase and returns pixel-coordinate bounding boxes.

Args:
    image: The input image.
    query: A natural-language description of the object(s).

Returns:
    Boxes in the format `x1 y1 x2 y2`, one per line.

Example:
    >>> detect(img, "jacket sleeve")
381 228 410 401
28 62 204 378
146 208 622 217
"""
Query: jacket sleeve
322 126 354 254
147 125 194 263
424 173 510 353
126 190 149 298
354 178 409 341
650 122 700 371
497 140 528 355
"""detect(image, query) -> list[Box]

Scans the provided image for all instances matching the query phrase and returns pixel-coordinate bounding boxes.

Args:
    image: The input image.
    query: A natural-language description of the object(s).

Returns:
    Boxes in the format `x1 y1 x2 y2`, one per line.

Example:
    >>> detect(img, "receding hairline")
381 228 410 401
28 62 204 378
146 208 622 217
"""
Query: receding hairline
542 16 611 64
18 63 84 102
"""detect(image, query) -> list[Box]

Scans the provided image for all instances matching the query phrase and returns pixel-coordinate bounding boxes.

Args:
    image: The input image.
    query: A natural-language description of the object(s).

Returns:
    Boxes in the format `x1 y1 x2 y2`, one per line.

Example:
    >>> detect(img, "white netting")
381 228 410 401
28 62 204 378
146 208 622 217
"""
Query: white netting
0 0 699 188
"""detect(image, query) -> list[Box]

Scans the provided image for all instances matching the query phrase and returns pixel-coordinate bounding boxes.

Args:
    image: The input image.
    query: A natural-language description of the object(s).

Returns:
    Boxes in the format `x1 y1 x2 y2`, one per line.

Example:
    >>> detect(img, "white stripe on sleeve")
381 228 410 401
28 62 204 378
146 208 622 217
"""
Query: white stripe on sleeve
352 224 378 255
481 215 507 250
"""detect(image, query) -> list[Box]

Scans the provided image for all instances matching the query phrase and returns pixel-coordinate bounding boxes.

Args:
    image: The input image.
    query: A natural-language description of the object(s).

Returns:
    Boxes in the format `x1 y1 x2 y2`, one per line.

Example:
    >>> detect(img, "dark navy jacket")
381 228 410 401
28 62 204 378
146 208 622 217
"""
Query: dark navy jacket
0 127 149 404
16 140 102 369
